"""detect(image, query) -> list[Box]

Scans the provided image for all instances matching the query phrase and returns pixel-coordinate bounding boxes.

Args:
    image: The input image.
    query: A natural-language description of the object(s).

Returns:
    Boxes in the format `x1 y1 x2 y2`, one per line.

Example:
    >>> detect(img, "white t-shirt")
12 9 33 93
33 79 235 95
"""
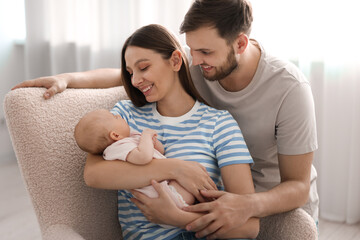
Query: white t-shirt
186 40 319 221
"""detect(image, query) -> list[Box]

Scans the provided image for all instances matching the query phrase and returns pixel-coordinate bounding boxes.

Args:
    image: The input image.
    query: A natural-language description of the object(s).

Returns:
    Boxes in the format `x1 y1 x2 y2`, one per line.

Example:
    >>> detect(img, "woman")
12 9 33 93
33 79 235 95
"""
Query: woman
13 24 259 239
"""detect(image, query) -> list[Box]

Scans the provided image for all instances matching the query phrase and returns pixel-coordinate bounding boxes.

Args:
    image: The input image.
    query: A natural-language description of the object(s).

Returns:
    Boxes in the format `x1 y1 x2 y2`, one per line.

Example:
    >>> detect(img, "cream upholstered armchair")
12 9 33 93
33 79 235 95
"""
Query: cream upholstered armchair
4 87 318 240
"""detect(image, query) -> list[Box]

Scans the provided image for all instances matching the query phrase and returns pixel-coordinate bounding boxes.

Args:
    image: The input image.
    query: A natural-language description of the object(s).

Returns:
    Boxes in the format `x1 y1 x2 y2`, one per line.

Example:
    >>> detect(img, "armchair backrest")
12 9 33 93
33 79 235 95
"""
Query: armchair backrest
4 87 128 240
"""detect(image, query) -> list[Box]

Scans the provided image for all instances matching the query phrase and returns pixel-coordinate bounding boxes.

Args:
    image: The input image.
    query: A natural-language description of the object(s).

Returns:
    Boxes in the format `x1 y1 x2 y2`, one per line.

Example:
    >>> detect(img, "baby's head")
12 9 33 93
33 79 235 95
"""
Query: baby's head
74 109 130 154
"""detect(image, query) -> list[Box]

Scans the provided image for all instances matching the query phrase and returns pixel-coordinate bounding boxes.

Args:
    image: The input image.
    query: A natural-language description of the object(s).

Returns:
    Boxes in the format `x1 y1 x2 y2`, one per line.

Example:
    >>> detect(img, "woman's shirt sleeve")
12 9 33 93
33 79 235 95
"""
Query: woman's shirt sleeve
213 111 253 168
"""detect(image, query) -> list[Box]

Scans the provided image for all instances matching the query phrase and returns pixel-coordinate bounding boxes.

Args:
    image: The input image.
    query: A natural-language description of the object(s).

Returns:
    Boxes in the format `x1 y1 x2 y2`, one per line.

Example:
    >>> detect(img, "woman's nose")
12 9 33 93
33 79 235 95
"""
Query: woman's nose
131 73 143 87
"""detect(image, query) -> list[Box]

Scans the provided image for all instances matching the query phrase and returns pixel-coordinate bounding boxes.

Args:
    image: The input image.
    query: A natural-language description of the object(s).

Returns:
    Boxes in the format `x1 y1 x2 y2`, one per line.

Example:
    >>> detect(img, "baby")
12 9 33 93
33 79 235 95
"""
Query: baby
74 109 194 209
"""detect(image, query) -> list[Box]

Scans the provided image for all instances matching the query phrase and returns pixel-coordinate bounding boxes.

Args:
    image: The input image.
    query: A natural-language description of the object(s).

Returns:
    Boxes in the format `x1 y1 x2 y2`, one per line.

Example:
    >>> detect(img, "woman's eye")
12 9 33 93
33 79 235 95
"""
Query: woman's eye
140 66 148 71
201 51 209 55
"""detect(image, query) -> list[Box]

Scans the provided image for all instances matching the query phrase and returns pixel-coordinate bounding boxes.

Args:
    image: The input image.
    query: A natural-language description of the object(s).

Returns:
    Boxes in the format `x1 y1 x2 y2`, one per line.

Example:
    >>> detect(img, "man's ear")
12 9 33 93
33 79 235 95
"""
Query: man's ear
170 50 183 71
109 131 121 141
234 33 249 54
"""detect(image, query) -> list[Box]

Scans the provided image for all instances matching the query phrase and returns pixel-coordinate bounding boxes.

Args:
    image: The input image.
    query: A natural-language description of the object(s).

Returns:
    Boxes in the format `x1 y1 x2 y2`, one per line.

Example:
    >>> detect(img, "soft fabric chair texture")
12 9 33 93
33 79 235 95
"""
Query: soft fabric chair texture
4 87 318 239
4 87 126 240
258 208 318 240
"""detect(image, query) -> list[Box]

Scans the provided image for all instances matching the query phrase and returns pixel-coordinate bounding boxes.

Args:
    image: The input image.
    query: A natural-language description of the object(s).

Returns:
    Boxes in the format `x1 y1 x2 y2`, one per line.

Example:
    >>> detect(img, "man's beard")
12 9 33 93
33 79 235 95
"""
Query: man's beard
203 47 238 81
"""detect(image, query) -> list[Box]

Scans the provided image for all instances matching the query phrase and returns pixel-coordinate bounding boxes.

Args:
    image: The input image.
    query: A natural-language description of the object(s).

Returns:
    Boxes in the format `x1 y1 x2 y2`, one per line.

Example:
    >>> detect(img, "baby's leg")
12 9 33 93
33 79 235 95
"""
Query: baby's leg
168 180 195 206
135 181 168 198
134 180 195 208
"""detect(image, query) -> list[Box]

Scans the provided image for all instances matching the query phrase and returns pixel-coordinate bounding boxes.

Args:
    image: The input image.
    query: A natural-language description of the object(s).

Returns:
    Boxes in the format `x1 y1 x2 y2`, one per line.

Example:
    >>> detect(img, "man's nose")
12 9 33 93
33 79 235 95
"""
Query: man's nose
191 52 203 66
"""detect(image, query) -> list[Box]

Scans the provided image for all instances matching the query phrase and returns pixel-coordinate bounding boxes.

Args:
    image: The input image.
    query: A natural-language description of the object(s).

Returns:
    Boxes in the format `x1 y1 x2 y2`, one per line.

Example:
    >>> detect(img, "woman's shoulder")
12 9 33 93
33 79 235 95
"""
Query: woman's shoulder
198 102 232 118
112 100 155 116
112 99 133 113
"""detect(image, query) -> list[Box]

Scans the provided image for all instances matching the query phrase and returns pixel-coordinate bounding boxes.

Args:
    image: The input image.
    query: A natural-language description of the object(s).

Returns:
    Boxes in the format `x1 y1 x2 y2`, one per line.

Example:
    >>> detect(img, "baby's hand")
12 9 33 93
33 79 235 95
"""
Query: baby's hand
142 128 157 137
142 129 158 147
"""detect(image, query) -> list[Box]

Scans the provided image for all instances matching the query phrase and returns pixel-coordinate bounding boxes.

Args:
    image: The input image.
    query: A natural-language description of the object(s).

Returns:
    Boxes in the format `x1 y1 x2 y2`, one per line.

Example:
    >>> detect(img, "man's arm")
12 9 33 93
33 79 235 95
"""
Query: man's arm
184 152 313 239
12 68 122 99
66 68 122 88
251 152 313 217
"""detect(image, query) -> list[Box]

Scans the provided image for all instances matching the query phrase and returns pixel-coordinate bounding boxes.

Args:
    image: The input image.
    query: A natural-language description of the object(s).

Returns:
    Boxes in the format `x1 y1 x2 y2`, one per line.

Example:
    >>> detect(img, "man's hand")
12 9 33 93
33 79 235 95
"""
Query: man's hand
12 73 70 99
183 190 253 239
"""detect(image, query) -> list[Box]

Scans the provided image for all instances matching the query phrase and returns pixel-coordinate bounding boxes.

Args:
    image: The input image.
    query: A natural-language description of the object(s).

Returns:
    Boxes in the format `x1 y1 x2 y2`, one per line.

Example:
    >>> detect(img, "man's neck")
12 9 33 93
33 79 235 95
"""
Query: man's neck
219 41 261 92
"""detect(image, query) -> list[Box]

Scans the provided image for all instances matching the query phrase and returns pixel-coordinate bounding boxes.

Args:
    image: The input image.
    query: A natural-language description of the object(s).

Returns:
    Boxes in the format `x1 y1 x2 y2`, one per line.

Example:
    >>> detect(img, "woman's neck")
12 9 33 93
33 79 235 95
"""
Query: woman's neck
156 89 196 117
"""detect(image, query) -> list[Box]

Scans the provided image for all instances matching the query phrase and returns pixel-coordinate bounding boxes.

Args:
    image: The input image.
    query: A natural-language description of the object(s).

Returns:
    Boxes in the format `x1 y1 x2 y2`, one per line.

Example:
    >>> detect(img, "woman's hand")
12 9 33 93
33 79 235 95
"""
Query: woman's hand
12 73 70 99
131 180 206 229
130 180 183 227
171 160 217 202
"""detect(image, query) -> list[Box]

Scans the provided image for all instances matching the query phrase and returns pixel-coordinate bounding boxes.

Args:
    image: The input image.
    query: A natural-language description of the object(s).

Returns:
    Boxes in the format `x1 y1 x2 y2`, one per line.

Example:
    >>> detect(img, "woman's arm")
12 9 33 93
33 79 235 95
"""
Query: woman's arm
84 153 173 190
12 68 122 99
84 153 216 201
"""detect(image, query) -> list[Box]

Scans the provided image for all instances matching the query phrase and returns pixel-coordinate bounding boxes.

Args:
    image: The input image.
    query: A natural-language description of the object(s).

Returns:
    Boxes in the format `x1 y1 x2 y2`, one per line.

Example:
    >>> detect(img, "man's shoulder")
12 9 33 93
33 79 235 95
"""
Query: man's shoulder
259 44 308 84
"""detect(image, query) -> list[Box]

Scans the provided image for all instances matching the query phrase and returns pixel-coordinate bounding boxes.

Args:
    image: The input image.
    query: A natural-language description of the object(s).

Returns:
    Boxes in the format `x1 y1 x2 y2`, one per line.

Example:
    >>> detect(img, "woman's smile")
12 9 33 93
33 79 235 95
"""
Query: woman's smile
140 84 154 96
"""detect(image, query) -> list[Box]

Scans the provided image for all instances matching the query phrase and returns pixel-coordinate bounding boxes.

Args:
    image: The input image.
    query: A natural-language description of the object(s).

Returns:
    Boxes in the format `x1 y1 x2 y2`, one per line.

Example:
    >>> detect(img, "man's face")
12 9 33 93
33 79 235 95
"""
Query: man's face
186 26 238 81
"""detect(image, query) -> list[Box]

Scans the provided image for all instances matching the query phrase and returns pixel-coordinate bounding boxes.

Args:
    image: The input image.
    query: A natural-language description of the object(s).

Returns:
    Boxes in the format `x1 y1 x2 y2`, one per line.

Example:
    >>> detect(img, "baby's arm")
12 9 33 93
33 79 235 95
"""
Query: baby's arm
126 129 158 165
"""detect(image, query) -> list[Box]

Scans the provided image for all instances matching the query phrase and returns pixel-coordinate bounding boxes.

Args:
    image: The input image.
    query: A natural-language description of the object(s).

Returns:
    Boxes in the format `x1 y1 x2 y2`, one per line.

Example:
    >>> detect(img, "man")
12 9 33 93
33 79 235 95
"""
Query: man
177 0 318 238
13 0 318 238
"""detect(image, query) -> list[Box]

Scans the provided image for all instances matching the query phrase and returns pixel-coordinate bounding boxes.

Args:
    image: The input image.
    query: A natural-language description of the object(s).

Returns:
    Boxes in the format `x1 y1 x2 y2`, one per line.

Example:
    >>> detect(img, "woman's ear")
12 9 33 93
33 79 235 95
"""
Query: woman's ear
109 131 121 141
170 50 183 71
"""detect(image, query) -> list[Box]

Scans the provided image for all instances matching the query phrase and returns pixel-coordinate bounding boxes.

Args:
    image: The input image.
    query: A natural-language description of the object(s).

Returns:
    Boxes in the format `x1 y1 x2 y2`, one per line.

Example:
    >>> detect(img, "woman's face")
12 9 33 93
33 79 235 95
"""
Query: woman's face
124 46 178 103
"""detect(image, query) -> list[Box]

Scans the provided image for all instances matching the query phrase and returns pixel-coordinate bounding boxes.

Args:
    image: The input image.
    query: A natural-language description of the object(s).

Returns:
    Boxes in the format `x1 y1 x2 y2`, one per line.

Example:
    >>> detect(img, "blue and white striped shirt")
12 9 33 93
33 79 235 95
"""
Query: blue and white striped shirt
111 100 253 240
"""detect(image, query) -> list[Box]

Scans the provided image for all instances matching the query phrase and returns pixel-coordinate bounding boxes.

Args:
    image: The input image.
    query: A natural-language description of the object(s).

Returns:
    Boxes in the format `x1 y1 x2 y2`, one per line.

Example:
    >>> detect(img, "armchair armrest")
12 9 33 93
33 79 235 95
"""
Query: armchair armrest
257 208 318 240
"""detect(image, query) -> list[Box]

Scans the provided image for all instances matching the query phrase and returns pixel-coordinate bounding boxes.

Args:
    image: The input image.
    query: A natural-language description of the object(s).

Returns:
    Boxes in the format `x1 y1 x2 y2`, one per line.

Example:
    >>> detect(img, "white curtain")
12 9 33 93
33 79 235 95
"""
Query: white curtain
24 0 360 224
251 0 360 224
24 0 192 79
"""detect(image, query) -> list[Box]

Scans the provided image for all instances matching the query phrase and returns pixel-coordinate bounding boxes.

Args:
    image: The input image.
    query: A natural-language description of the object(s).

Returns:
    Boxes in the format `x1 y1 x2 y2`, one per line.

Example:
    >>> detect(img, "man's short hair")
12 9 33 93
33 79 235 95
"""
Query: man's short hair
180 0 253 44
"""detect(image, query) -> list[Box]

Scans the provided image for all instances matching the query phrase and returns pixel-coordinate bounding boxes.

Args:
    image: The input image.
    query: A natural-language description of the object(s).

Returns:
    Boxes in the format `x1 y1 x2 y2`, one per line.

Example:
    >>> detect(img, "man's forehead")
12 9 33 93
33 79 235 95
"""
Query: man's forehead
185 28 225 50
